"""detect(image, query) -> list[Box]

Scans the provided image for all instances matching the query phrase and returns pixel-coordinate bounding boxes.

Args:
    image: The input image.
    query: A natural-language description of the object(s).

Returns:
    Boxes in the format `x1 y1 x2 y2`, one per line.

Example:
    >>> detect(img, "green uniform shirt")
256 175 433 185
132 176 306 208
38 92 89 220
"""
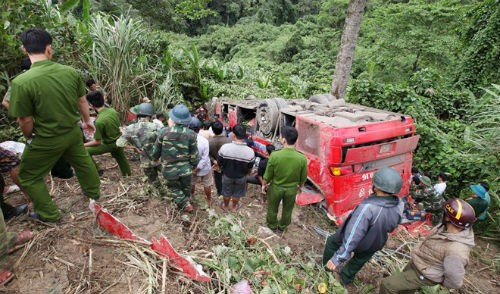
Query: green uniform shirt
116 119 160 168
9 60 86 138
94 107 121 144
466 197 488 217
263 147 308 188
151 124 199 178
410 187 444 212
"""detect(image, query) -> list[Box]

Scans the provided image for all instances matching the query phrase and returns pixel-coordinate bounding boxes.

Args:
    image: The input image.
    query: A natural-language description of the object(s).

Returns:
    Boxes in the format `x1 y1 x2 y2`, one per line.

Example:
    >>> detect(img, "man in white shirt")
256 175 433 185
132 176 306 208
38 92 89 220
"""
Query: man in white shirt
153 113 165 128
189 117 213 205
433 173 447 195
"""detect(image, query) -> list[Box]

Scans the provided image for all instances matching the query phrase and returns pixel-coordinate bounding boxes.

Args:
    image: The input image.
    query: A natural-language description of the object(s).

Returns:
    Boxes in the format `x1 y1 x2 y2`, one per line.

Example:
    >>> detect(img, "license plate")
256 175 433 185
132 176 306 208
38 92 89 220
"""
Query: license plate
380 143 392 153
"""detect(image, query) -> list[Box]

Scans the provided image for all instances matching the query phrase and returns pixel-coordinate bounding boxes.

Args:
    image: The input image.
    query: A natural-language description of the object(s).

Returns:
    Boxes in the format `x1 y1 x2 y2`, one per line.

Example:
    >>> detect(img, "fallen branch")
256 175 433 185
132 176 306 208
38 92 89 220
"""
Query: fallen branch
257 237 280 265
161 260 167 294
54 256 75 268
89 248 93 282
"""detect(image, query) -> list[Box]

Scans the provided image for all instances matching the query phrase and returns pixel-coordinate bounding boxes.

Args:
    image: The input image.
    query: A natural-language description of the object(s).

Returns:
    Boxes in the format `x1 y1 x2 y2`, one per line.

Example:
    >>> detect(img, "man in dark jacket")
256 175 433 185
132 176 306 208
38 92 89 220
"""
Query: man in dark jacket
323 167 404 287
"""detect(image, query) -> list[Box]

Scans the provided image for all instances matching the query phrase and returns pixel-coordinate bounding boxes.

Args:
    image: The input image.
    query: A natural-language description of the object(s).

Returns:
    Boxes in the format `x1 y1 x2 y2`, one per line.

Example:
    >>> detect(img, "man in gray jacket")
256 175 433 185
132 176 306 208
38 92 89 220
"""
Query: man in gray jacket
380 198 475 293
323 167 404 287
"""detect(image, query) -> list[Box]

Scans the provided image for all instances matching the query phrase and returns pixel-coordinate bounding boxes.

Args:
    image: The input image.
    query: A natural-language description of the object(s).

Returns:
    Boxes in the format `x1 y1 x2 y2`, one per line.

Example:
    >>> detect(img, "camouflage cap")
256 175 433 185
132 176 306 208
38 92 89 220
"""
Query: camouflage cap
130 103 155 117
420 176 432 187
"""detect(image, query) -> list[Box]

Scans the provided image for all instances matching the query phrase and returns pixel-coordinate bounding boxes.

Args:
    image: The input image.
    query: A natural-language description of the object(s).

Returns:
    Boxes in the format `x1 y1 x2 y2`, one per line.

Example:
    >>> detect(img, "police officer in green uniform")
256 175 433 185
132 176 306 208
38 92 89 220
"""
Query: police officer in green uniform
84 91 131 176
151 105 199 212
116 102 161 184
9 28 100 222
262 126 308 232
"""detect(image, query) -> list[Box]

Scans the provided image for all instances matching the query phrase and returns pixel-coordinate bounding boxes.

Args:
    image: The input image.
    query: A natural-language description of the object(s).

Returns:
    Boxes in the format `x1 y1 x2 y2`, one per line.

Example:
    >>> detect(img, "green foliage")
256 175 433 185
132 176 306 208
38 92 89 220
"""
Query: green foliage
409 69 474 120
462 85 500 237
0 0 83 94
203 213 347 293
317 0 349 29
256 0 297 25
356 1 469 84
60 0 91 23
0 110 22 142
83 13 148 121
456 0 500 90
464 84 500 161
175 0 216 21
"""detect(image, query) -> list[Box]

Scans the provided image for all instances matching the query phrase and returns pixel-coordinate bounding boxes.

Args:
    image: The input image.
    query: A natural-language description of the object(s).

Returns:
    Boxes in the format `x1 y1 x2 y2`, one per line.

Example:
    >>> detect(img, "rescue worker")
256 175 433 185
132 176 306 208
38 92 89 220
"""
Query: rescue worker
84 90 131 176
116 102 161 185
323 167 404 287
262 127 307 232
410 176 444 225
2 59 73 180
189 117 213 205
380 198 476 293
151 104 199 212
85 78 99 92
466 182 490 221
9 28 100 222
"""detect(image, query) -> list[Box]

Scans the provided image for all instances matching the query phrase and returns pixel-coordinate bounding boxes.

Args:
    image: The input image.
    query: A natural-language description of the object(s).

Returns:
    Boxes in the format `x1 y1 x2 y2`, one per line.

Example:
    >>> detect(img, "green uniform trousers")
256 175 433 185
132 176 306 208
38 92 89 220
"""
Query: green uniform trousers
165 174 191 209
144 166 163 194
18 126 100 221
322 235 376 285
266 184 297 230
0 208 16 258
379 262 436 294
86 143 131 176
143 166 159 184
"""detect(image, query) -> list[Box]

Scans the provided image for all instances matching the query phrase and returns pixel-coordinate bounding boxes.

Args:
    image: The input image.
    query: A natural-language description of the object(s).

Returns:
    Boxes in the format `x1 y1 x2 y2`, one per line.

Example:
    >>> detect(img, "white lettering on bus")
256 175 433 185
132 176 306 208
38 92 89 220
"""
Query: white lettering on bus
359 187 365 198
361 173 374 181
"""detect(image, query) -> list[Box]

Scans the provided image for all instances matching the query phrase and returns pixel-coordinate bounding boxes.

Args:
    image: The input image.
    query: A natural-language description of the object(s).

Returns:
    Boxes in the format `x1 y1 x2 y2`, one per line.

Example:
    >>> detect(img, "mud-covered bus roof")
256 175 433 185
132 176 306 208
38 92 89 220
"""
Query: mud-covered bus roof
221 99 409 128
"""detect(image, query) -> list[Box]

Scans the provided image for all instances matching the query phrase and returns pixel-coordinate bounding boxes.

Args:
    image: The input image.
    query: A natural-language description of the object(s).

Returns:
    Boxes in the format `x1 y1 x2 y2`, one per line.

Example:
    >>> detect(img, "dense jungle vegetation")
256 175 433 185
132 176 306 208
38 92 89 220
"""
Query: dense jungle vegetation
1 0 499 236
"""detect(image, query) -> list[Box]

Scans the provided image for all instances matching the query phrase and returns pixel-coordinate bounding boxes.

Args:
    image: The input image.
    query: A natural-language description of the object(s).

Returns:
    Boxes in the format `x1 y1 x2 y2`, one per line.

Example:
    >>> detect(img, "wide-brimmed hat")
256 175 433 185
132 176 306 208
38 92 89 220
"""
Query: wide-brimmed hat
130 103 155 117
470 184 487 200
169 104 191 125
420 176 432 187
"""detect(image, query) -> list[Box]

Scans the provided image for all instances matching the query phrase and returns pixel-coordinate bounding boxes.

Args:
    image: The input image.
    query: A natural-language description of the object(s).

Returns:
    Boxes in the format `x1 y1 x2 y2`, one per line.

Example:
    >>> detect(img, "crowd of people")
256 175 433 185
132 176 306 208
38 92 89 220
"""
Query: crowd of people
0 28 492 292
0 28 309 286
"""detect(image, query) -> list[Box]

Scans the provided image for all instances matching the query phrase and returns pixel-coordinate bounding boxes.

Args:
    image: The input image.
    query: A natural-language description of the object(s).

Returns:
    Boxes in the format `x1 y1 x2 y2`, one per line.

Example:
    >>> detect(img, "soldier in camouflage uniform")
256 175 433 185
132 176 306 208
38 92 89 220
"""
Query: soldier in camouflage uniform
410 176 444 225
150 105 199 212
116 103 161 186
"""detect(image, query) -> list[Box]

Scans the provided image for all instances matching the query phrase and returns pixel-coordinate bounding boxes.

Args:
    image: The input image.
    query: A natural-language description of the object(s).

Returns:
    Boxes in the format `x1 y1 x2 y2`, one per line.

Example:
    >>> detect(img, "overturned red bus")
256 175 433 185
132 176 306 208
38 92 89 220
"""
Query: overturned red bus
210 94 420 225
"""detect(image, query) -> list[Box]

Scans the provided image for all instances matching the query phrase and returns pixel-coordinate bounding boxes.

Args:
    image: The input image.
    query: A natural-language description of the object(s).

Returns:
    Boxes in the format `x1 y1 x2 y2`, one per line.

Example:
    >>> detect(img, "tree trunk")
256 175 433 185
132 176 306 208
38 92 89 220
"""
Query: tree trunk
330 0 367 100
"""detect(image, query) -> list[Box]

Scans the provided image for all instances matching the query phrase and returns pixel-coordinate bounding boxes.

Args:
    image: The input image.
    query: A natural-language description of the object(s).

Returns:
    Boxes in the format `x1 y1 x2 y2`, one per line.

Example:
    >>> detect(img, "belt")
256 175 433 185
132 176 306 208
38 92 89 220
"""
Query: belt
271 183 299 189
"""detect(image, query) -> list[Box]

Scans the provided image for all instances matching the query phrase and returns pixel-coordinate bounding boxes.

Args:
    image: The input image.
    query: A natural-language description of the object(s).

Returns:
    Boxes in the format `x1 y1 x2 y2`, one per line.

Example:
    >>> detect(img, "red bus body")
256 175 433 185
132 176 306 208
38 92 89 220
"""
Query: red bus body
213 98 420 225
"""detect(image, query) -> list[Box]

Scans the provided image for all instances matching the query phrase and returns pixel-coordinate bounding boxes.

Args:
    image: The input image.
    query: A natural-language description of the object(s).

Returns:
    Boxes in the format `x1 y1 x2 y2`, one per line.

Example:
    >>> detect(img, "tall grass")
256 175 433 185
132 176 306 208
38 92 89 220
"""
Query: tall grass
464 84 500 239
85 13 147 122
